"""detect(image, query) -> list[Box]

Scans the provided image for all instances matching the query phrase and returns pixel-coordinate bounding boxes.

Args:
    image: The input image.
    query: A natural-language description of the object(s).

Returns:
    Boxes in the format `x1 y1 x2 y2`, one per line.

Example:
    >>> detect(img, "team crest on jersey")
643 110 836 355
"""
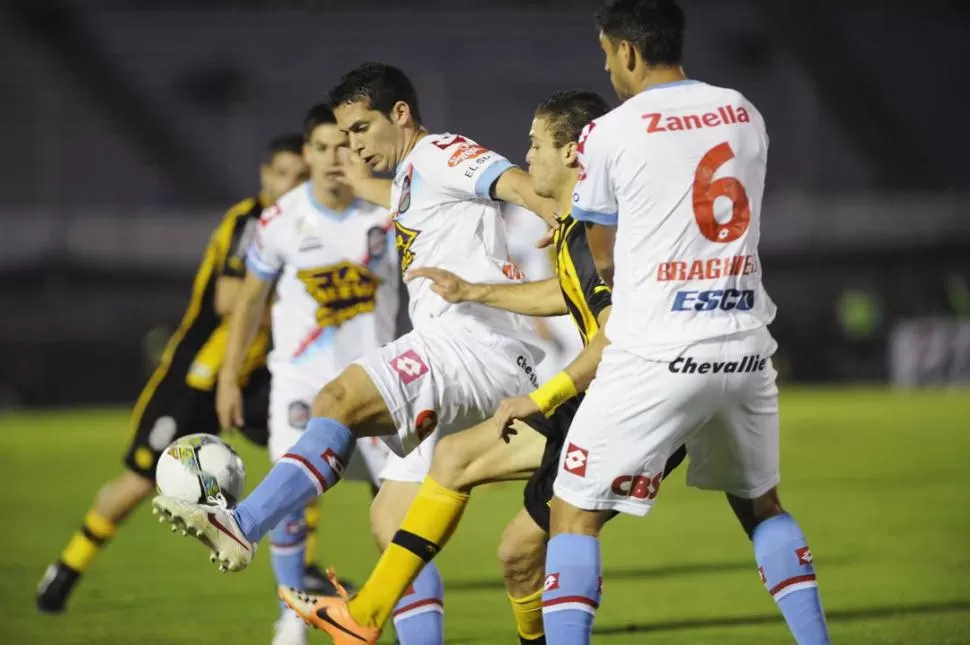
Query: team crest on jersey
397 164 413 214
366 225 388 260
394 220 420 274
296 260 382 328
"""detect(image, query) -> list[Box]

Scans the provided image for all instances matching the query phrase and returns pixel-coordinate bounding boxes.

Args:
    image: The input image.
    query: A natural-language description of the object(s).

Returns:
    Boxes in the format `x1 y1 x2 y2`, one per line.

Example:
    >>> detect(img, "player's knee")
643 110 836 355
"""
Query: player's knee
368 497 396 550
428 434 475 491
311 377 357 426
94 470 154 521
548 496 606 538
727 488 785 539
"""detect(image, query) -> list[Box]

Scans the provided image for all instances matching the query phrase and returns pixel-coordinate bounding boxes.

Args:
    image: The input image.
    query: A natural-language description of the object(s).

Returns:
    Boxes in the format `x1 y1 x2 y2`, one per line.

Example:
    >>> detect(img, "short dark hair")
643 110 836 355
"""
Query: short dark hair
266 133 304 164
535 90 611 148
595 0 685 66
303 103 338 141
327 63 423 126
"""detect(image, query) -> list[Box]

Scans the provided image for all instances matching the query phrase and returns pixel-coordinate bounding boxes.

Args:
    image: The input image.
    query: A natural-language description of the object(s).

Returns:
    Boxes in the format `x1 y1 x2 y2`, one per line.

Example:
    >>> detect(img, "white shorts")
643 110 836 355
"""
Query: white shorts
355 315 540 457
554 329 780 517
268 370 390 486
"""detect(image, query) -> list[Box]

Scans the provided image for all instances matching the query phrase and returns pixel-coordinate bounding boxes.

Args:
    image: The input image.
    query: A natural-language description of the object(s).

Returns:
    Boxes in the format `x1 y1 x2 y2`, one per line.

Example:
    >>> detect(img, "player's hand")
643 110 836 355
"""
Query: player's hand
491 395 541 443
335 148 374 188
534 226 556 249
534 197 562 230
405 267 473 303
216 379 244 430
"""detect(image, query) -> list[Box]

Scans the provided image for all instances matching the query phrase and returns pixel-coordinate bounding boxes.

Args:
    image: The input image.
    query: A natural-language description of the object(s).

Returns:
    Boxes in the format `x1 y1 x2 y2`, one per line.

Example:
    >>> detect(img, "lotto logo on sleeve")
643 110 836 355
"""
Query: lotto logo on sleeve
391 349 429 385
796 546 814 566
563 443 589 477
543 573 560 591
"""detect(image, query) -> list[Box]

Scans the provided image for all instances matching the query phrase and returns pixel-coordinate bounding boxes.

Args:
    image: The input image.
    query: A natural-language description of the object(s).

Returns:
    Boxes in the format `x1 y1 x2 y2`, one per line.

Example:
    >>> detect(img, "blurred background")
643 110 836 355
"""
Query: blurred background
1 0 969 409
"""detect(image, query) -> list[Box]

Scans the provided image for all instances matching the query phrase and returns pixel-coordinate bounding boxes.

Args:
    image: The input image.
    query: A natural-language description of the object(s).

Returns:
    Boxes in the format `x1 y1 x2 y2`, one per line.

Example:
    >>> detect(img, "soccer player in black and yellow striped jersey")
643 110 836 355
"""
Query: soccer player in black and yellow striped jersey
35 135 307 614
283 91 687 645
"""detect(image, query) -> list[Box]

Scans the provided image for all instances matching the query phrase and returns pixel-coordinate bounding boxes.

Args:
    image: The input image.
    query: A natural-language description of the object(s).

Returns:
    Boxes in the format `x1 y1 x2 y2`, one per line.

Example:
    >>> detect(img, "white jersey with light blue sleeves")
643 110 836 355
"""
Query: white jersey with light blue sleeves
246 182 399 383
571 80 776 358
389 132 543 359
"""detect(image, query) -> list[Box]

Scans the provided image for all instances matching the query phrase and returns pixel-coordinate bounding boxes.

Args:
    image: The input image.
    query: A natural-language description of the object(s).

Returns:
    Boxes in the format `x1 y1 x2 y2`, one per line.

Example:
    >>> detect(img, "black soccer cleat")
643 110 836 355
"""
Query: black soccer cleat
303 562 357 597
36 561 81 614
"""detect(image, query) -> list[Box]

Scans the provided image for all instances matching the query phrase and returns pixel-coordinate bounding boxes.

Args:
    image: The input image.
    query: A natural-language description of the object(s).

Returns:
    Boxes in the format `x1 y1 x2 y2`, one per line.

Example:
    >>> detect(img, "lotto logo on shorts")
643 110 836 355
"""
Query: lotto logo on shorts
796 546 814 566
758 566 767 585
563 443 589 477
543 573 560 591
391 350 429 385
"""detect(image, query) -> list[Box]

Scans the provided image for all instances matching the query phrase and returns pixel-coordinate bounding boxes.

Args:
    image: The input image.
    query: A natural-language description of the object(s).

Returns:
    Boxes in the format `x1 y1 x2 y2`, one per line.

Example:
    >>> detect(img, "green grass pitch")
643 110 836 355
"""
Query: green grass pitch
2 388 969 644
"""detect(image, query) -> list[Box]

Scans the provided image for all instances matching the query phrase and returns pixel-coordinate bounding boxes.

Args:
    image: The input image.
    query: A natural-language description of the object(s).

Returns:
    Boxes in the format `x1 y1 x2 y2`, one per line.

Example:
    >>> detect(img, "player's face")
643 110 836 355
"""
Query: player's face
599 31 635 100
525 117 570 199
304 123 351 190
260 151 307 202
333 100 405 173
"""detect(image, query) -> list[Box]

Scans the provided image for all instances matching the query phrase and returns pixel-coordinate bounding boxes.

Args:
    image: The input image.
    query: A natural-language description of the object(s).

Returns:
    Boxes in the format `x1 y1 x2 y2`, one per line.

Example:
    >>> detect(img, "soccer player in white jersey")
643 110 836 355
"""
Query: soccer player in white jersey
539 2 831 644
153 63 555 644
214 104 397 645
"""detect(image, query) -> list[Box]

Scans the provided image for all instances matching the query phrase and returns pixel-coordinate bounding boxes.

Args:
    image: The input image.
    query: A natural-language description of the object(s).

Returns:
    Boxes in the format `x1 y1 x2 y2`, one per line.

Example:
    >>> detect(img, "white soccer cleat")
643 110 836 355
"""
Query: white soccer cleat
272 609 308 645
151 495 256 572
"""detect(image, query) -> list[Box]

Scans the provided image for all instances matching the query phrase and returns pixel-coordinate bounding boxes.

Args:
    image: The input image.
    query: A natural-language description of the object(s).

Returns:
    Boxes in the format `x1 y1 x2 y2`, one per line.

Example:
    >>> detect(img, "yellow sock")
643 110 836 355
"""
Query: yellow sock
303 503 320 567
61 511 117 572
349 477 468 627
509 589 545 641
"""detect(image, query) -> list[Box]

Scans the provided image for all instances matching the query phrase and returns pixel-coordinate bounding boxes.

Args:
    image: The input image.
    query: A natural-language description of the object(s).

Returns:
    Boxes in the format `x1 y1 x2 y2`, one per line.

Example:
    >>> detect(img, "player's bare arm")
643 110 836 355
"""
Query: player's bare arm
214 276 244 316
216 272 273 428
406 266 567 316
335 148 392 208
584 223 616 287
492 166 561 229
493 306 612 436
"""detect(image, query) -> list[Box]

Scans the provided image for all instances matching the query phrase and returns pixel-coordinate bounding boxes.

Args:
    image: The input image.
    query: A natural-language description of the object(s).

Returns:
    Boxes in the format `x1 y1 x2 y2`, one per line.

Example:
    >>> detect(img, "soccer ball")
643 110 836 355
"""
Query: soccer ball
155 434 245 506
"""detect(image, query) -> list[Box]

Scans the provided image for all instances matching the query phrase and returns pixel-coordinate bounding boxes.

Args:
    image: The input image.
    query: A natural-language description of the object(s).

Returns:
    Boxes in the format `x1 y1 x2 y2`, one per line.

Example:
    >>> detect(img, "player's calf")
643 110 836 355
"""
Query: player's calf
542 497 611 644
734 487 831 645
498 510 548 645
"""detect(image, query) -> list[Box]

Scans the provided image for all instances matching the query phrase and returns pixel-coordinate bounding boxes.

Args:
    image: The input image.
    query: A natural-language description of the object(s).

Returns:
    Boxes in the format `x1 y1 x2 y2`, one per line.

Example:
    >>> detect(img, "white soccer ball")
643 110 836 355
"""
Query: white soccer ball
155 433 246 507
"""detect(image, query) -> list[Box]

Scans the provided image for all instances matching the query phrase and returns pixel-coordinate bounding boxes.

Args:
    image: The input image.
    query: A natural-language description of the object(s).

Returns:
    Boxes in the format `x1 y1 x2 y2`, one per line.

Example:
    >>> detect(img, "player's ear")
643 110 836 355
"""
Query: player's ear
562 141 579 168
620 40 637 73
390 101 412 127
302 142 312 164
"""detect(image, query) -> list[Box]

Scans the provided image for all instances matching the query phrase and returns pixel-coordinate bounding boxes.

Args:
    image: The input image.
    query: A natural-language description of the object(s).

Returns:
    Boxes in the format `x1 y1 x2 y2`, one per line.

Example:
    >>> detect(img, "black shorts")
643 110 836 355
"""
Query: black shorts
522 395 688 532
123 367 270 478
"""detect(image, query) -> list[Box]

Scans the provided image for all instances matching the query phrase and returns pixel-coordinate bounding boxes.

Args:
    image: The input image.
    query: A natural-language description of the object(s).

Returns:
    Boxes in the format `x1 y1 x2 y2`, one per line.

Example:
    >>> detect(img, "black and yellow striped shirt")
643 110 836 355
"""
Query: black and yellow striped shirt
154 196 271 392
552 214 612 345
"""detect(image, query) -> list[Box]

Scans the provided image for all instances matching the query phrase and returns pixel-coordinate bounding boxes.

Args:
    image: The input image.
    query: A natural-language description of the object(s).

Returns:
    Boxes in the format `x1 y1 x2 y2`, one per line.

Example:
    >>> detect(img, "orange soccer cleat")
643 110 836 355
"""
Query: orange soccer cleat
279 569 381 645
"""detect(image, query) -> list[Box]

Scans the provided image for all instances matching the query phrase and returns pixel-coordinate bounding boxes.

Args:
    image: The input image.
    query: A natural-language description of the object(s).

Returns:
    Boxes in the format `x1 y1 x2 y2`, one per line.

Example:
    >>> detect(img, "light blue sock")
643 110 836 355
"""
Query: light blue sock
232 418 354 543
269 506 307 611
391 562 444 645
541 534 601 645
754 513 830 644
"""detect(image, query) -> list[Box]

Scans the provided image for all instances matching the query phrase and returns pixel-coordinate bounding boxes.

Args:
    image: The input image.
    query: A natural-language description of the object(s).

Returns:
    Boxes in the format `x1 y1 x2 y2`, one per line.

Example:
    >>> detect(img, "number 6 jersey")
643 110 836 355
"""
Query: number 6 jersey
571 79 777 358
246 182 399 384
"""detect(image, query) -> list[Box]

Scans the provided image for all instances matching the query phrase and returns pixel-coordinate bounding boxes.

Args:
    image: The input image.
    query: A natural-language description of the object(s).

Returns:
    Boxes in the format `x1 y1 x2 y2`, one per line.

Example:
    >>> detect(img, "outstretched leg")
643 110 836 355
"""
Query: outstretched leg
153 365 394 572
280 418 545 643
